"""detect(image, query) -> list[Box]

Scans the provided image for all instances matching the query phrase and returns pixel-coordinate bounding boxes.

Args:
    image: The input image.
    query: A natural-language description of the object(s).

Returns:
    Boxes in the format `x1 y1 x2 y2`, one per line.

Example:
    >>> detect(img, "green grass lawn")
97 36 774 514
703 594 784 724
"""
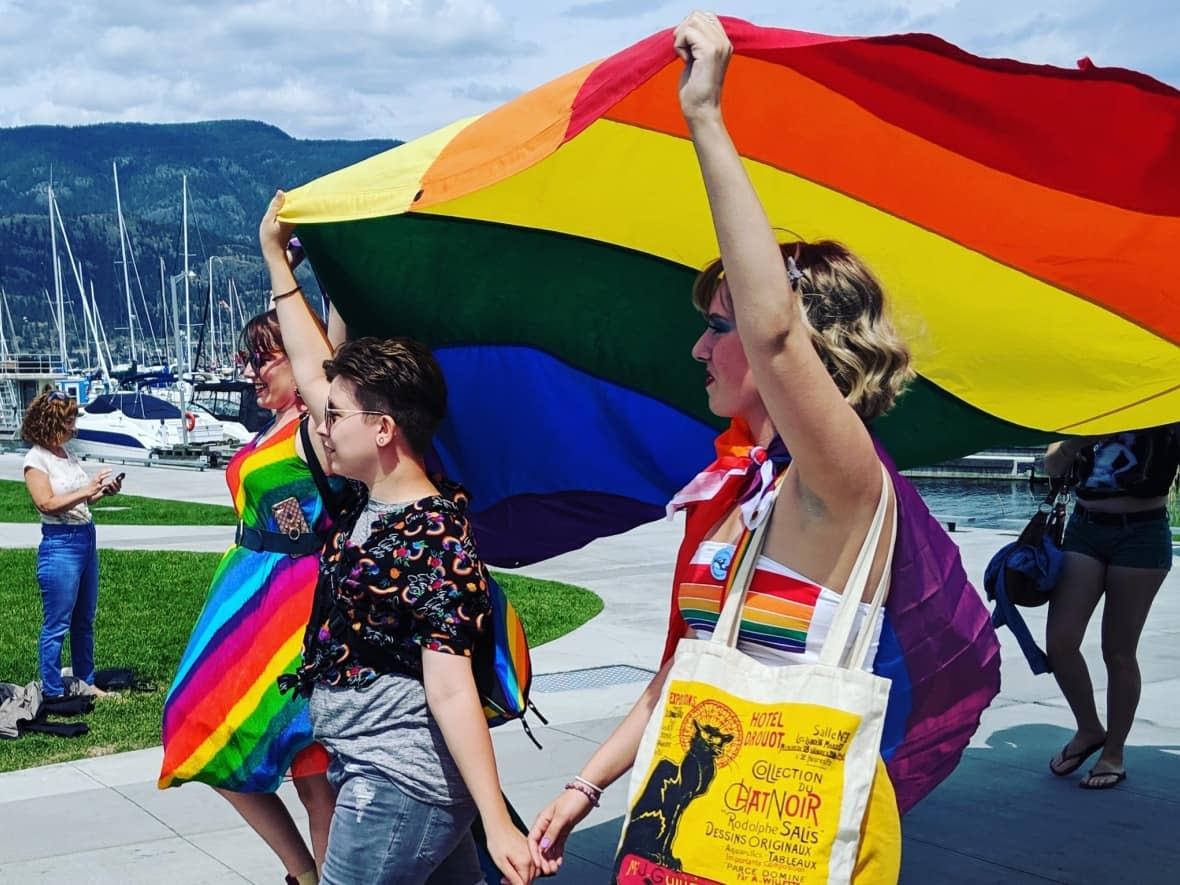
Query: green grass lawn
0 479 237 525
0 549 602 773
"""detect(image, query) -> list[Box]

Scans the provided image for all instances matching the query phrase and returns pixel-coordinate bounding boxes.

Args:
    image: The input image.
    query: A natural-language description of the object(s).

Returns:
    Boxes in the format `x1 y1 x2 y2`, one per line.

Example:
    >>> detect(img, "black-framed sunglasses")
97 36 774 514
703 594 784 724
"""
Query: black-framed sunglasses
322 406 387 433
236 350 281 372
46 390 70 402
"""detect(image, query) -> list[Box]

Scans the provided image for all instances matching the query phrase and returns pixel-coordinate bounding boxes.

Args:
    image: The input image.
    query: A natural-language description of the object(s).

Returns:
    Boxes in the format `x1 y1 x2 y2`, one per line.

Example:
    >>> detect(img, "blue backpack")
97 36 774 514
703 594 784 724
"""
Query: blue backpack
984 477 1069 673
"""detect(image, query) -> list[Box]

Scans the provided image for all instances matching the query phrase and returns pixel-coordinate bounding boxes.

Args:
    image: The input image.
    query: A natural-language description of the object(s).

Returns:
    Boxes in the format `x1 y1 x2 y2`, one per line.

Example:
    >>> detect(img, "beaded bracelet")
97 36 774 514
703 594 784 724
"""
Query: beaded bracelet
573 774 605 795
271 284 302 301
564 781 601 807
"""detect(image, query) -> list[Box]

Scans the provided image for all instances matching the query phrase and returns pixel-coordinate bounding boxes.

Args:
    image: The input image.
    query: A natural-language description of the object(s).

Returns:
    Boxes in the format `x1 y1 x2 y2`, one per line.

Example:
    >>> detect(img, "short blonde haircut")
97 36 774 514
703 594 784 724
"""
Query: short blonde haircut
692 240 914 423
21 388 79 449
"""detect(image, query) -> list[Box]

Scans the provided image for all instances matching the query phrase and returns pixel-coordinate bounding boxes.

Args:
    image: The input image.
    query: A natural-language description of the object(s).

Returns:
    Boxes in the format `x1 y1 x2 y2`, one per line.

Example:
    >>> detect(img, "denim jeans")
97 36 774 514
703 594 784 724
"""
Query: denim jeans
37 523 99 697
322 756 484 885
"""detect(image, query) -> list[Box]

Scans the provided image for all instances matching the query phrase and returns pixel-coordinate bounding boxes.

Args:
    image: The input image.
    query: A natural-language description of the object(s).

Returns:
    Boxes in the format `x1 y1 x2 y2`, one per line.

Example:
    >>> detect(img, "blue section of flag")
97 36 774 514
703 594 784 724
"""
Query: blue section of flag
433 344 717 509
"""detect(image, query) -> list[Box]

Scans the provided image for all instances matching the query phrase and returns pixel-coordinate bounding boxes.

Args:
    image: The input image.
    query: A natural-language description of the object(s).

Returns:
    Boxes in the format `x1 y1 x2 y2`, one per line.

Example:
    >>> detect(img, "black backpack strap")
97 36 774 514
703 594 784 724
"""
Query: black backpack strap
300 415 342 514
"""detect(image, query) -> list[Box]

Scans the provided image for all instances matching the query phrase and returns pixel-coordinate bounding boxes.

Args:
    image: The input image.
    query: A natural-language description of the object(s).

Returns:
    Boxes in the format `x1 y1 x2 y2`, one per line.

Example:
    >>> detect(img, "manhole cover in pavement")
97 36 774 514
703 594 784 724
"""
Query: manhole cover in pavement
532 665 656 693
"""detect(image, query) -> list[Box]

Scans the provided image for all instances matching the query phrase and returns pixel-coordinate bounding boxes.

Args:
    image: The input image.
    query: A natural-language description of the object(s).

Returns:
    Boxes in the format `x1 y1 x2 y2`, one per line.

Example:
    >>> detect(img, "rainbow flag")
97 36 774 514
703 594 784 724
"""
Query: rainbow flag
281 18 1179 567
277 19 1176 810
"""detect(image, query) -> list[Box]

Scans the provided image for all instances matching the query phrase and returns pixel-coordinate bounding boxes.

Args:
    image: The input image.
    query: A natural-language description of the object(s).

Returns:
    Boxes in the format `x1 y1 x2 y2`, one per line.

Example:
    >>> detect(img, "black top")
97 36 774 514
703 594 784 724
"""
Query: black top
283 478 491 695
1074 425 1180 501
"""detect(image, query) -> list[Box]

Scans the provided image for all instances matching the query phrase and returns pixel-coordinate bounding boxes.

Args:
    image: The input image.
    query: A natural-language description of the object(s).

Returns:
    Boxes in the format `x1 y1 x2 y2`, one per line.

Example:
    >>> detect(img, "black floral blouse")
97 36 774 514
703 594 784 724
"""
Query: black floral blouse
283 479 491 694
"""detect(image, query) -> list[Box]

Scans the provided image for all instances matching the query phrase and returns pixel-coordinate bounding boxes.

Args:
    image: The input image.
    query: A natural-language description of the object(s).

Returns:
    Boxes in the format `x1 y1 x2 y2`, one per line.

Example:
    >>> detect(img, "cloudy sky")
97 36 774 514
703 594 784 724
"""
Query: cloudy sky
2 0 1176 142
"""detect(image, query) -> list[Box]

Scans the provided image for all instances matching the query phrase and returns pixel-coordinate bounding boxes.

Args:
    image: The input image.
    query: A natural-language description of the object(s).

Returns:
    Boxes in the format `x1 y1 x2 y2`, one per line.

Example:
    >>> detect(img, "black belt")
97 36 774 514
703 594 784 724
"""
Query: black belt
235 524 325 556
1073 504 1168 527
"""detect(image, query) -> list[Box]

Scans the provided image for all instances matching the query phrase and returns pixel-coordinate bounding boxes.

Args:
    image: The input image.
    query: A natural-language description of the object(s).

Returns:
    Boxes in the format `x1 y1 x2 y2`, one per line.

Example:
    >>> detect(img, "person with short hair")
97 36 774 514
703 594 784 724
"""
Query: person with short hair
22 388 122 699
260 192 536 885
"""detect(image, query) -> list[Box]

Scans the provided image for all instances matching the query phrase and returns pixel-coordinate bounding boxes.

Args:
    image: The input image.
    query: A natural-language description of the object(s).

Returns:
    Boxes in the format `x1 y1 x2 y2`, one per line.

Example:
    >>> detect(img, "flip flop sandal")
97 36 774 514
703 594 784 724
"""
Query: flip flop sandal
1050 738 1105 777
1080 769 1127 790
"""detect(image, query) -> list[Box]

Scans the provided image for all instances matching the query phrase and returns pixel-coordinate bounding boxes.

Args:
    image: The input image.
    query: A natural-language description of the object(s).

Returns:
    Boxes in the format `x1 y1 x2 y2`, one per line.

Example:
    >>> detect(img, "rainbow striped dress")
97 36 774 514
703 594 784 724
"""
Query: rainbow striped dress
159 418 328 792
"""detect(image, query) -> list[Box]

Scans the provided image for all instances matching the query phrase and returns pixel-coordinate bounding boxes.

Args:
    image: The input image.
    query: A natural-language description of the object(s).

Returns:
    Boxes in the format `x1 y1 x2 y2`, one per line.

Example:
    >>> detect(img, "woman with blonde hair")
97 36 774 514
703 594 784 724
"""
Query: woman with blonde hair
529 12 913 879
22 388 122 699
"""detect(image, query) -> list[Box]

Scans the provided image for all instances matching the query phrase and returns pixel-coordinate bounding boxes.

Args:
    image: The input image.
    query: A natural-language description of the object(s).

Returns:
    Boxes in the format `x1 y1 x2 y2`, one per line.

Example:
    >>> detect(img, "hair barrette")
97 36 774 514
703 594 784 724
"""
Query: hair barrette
787 256 804 288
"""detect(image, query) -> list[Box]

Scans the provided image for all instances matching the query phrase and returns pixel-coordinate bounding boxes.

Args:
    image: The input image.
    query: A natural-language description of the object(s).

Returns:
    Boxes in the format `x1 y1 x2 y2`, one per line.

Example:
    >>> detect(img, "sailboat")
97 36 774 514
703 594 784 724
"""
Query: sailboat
42 181 228 461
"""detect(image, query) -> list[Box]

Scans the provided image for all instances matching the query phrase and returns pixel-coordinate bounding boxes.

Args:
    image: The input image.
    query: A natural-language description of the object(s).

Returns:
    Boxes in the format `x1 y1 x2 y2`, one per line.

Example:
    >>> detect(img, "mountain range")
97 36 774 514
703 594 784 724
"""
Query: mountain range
0 120 399 357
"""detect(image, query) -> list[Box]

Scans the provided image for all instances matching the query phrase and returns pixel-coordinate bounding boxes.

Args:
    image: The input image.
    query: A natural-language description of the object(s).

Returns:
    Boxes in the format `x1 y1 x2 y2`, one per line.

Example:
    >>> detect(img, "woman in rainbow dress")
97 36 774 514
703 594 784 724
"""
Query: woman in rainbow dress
159 305 344 885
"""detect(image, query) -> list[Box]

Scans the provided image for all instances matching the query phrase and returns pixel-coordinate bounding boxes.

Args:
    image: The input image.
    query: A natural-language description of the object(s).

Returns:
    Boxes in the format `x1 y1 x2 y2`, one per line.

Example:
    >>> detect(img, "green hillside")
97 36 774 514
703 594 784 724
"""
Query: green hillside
0 120 398 357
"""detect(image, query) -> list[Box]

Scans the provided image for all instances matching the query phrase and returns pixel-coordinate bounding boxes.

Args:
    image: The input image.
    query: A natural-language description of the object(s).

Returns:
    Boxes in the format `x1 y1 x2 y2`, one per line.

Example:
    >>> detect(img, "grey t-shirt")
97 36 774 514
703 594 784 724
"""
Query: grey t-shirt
309 671 470 805
309 496 471 805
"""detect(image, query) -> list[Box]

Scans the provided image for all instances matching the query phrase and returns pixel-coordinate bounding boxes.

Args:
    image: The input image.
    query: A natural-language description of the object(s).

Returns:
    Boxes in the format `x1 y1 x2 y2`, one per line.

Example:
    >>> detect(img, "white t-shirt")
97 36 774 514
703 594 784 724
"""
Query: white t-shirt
22 445 92 525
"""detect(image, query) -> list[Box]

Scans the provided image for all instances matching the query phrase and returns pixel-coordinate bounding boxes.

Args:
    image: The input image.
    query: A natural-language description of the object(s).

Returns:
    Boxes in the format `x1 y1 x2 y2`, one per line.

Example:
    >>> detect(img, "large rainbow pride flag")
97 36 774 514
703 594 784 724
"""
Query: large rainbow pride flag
281 18 1179 567
278 19 1177 810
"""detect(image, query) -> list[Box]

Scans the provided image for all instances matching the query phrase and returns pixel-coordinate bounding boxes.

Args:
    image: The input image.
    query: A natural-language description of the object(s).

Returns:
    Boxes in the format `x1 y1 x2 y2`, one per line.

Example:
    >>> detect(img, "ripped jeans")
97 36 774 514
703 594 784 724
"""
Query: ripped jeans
321 756 484 885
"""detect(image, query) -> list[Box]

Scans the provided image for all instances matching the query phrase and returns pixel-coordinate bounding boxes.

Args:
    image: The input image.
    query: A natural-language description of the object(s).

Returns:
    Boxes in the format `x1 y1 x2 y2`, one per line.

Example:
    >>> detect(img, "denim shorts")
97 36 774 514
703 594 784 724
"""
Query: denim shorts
1062 506 1174 571
322 756 483 885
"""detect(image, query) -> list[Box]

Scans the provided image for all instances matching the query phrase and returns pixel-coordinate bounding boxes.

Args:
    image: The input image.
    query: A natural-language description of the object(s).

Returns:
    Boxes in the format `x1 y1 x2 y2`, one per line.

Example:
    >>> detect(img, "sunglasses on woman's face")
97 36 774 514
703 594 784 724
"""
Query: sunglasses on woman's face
237 350 281 372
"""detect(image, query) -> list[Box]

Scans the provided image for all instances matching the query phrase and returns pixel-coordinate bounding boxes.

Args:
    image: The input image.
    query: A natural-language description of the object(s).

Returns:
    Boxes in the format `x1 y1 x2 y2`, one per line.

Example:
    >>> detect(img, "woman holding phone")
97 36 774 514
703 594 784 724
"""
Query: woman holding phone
22 388 123 700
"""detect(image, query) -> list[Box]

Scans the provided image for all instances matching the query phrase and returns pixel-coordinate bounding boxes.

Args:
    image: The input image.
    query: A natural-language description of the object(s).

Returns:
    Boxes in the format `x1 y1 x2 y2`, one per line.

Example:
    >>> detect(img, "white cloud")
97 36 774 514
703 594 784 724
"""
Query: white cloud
0 0 1174 141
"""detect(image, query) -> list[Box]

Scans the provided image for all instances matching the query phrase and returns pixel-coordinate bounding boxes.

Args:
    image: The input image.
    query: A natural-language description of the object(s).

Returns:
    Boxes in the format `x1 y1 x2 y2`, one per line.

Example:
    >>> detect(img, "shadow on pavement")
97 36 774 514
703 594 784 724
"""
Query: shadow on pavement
902 723 1180 884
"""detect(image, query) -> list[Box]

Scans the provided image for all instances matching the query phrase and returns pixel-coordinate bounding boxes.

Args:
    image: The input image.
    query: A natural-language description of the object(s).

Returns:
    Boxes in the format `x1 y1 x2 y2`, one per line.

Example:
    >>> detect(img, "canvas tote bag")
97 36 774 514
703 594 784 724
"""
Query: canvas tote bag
613 467 897 885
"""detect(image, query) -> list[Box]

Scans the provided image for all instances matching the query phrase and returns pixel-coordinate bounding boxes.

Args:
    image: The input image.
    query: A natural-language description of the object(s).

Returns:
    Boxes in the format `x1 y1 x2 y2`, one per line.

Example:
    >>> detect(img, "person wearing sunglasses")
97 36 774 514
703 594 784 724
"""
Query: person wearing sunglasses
258 192 536 885
21 388 123 700
159 306 346 885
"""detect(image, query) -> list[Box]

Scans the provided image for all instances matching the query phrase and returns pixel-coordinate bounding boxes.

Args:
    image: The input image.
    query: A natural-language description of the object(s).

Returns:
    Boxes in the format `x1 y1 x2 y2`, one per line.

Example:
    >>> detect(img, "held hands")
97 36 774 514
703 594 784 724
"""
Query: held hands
485 820 537 885
674 11 733 125
527 787 598 876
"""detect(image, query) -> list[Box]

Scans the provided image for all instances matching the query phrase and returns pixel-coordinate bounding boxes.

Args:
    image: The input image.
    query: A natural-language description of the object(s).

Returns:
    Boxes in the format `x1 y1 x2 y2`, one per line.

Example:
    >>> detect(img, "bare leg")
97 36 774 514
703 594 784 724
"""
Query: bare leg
293 773 336 873
1045 552 1108 769
1091 565 1168 777
215 788 316 877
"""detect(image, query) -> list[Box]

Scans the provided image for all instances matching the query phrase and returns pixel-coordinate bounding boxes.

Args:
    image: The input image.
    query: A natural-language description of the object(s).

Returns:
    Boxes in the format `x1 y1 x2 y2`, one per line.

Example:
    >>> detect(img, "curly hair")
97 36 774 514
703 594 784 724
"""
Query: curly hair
21 388 79 449
692 240 914 423
323 337 447 458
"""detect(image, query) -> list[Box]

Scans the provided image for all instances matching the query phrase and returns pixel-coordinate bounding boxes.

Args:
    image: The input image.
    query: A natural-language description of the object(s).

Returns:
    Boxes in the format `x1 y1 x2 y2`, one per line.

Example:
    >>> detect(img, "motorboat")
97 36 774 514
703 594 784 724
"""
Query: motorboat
73 391 224 460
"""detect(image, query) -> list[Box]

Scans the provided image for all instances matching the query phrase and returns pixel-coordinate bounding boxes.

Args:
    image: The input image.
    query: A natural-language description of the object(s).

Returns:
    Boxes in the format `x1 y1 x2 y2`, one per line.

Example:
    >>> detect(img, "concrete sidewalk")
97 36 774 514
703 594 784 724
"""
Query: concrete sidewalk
2 451 1178 883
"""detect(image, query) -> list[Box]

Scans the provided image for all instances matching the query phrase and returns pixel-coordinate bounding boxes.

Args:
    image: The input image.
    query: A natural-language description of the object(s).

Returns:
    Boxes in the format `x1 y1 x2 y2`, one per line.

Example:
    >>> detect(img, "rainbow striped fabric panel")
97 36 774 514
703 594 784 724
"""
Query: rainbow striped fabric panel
478 573 532 726
281 17 1178 568
680 541 821 656
159 421 323 791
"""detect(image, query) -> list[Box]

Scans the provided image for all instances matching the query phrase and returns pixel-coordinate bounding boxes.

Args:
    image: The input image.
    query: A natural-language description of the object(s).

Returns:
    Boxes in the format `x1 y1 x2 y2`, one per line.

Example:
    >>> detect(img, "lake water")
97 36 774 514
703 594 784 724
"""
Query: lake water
907 476 1044 531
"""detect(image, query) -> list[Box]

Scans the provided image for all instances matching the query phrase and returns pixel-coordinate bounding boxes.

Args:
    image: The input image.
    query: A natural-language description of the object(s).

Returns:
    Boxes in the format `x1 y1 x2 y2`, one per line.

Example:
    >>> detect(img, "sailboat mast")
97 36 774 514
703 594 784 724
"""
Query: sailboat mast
90 280 115 372
48 185 67 369
113 162 137 364
182 175 191 371
53 192 111 380
158 257 169 368
0 288 9 362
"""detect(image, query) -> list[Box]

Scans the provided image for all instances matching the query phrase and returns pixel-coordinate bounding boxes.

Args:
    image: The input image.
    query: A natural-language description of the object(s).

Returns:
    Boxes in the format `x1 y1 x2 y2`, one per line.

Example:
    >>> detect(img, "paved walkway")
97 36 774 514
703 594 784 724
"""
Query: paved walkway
1 452 1178 883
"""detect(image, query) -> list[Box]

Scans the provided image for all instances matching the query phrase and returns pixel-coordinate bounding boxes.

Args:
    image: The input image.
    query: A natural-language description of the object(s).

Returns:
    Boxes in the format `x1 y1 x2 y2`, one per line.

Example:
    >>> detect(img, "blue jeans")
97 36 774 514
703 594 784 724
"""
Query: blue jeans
322 756 484 885
37 523 99 697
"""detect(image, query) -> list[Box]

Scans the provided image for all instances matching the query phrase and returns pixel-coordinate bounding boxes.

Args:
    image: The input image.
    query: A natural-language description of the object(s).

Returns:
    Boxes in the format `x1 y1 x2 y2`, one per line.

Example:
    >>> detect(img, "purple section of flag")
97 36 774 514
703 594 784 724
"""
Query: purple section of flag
878 442 1002 813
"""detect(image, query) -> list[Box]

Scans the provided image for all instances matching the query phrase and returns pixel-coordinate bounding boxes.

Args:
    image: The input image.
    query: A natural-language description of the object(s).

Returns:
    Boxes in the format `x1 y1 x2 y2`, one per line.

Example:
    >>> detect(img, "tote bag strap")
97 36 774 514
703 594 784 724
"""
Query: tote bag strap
845 470 898 672
712 472 785 649
818 465 897 671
